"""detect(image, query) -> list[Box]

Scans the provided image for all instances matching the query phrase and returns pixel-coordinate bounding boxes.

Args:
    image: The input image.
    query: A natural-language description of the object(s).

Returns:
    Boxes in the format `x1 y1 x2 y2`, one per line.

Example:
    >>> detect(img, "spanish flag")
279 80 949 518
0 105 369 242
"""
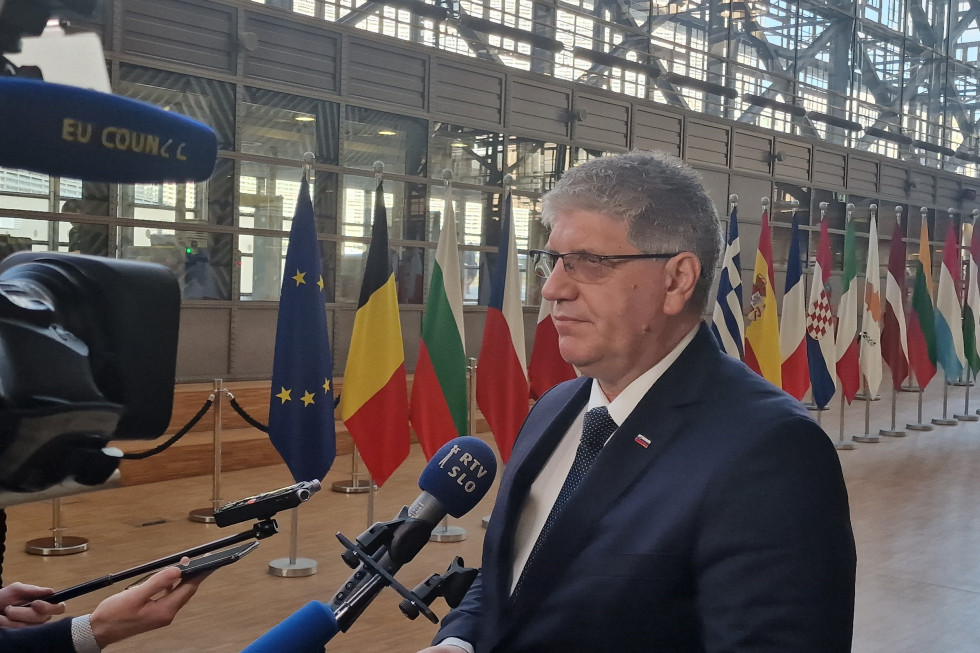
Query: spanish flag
339 180 410 486
744 206 781 386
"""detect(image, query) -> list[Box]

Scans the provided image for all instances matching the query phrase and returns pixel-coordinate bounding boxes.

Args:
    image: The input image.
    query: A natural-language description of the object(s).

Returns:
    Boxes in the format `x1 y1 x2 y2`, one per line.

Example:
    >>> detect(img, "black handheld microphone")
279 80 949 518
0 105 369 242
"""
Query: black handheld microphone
242 437 497 653
0 78 218 182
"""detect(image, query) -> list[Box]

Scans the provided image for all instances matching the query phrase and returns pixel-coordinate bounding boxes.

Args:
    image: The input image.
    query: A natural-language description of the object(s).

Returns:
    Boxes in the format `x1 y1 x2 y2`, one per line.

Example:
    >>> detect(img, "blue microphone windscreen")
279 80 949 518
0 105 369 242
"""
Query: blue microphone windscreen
242 601 338 653
0 78 217 183
419 436 497 518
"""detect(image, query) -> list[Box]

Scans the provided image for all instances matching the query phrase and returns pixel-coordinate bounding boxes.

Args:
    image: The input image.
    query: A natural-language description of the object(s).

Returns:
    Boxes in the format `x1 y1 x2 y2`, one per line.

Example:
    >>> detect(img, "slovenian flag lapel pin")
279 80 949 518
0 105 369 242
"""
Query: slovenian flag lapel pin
634 434 651 448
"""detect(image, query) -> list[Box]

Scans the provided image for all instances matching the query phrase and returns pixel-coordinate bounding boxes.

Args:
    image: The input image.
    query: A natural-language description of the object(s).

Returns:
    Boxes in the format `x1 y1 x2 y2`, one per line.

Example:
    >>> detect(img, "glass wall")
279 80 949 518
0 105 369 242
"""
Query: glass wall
239 0 980 176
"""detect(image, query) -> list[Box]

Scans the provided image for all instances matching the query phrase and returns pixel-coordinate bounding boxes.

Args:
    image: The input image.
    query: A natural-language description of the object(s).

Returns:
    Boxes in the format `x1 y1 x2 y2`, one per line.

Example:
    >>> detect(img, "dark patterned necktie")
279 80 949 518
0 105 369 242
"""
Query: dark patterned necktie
511 406 618 597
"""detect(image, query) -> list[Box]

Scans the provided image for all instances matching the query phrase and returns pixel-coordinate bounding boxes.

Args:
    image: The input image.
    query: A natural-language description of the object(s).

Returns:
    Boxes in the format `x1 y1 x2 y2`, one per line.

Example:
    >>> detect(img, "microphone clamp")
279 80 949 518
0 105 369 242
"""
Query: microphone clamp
332 531 438 630
399 556 479 620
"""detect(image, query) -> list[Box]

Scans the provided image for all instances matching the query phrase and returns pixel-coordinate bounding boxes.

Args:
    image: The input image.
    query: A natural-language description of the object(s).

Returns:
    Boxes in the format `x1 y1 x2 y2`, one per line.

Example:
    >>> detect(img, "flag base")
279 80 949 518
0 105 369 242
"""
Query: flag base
331 479 376 494
879 428 907 437
931 417 959 426
188 507 216 523
854 393 881 401
430 524 466 543
852 435 880 443
954 413 980 421
804 402 829 411
25 535 88 556
906 422 933 431
900 385 920 393
834 441 856 450
268 557 317 577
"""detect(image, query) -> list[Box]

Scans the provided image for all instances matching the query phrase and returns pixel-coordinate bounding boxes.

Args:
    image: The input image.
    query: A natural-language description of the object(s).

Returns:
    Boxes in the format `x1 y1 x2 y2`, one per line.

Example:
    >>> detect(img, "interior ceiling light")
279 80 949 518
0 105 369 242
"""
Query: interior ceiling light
294 115 315 122
377 130 397 136
450 141 467 148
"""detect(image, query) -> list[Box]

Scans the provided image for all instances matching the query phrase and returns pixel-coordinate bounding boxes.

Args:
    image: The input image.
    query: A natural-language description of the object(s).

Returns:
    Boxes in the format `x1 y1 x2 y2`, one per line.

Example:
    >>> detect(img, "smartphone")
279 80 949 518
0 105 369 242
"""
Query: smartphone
177 541 259 579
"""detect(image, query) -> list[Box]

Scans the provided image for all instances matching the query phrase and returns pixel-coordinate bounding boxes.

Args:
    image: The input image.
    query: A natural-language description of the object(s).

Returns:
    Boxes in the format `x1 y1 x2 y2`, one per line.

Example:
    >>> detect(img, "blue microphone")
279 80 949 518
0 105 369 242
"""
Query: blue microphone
243 437 497 653
0 78 217 183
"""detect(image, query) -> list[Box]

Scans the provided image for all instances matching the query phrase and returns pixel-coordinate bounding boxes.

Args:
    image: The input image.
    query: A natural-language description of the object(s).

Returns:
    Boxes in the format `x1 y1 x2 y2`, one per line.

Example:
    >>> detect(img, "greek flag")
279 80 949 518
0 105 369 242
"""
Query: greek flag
711 205 745 359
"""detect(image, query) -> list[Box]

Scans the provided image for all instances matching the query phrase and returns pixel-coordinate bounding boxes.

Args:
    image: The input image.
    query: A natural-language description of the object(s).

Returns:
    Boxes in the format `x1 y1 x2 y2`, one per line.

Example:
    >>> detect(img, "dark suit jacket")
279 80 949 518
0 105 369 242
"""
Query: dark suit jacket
0 618 75 652
436 324 856 652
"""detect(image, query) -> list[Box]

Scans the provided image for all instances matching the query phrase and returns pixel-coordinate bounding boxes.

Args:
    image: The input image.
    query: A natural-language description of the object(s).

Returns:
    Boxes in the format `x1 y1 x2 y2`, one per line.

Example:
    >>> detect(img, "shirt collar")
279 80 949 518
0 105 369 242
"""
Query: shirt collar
586 324 700 426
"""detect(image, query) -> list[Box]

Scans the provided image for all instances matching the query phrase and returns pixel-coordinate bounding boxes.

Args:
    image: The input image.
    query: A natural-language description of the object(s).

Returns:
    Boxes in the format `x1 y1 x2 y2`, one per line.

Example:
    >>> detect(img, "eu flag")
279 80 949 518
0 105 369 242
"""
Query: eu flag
268 178 336 483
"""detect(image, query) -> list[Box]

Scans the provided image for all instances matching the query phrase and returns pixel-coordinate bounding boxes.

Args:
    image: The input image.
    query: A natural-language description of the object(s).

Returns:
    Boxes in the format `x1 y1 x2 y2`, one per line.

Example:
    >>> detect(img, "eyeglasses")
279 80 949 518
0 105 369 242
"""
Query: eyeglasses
529 250 680 284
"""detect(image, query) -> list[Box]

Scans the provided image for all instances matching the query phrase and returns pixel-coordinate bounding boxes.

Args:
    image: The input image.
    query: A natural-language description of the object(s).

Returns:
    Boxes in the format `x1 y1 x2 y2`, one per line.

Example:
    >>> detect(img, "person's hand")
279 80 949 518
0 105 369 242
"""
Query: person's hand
0 582 66 628
89 560 209 648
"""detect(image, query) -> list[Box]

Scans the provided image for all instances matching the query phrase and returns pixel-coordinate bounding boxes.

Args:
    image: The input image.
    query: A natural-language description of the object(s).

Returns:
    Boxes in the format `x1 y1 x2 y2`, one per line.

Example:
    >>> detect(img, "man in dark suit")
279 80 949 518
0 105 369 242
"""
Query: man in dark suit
420 151 855 653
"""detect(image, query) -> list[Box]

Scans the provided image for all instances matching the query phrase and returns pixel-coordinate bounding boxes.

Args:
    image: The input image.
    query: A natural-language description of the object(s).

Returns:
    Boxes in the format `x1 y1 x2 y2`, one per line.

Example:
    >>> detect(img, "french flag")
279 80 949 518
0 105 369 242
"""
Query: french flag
779 214 809 400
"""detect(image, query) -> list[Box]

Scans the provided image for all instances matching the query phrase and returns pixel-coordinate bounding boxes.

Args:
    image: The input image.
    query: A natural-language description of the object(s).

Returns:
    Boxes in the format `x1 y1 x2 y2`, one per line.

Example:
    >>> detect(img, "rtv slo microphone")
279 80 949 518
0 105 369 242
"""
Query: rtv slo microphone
243 436 497 653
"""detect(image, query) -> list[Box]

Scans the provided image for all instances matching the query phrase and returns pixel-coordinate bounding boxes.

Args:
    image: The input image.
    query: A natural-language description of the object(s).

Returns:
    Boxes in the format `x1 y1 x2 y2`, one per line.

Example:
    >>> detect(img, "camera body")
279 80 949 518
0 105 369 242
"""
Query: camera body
0 252 180 492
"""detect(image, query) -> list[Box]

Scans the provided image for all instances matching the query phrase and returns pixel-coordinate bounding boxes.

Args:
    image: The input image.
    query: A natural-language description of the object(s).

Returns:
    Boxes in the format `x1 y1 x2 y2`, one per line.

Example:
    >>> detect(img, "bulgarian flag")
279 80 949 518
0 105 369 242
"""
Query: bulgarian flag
836 214 860 403
744 206 781 386
339 181 410 486
965 220 980 378
907 218 938 389
410 185 467 459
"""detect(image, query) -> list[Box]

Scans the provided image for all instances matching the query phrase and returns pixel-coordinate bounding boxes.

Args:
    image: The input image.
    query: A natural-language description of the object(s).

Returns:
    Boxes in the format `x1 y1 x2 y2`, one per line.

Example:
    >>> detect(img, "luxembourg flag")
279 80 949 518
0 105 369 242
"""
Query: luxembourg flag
806 217 837 408
476 188 529 462
934 220 965 380
881 215 910 390
779 214 809 400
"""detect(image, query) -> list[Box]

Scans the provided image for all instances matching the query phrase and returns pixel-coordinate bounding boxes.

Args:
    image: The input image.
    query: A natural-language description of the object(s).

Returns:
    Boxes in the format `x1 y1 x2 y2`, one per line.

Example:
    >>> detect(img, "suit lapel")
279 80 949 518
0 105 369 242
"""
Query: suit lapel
481 377 591 644
501 325 718 635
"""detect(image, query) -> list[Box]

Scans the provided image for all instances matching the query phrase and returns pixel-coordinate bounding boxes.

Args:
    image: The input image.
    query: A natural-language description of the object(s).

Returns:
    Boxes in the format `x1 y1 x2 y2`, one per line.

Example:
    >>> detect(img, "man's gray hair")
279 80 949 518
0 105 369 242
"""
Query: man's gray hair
541 151 722 313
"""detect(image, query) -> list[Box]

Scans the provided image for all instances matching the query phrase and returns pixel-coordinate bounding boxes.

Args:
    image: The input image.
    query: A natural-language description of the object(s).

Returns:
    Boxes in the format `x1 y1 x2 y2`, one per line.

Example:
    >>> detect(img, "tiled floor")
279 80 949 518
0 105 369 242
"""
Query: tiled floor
2 380 978 651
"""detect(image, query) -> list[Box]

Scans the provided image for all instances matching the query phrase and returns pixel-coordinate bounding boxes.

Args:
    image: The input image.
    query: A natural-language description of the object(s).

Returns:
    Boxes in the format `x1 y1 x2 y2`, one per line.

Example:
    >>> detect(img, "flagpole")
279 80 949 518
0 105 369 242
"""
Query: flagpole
881 206 907 437
933 208 963 426
429 170 467 544
331 446 374 493
331 159 379 496
836 204 856 450
906 366 933 431
268 153 322 578
836 393 856 449
853 377 879 442
955 211 979 421
470 355 491 530
189 379 224 523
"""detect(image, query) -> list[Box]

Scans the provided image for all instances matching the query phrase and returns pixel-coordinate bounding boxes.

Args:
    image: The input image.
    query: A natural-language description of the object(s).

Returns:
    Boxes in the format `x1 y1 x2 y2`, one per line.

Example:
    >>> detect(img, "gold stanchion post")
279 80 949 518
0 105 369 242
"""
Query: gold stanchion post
190 378 224 522
25 498 88 556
